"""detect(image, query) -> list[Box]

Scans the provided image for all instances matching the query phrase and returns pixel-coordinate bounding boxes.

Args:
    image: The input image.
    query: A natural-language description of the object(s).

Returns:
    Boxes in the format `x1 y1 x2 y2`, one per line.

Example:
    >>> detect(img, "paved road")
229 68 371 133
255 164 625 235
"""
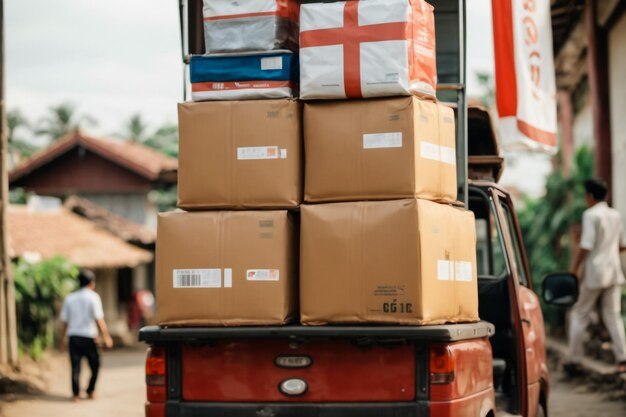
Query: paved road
1 348 625 417
549 369 626 417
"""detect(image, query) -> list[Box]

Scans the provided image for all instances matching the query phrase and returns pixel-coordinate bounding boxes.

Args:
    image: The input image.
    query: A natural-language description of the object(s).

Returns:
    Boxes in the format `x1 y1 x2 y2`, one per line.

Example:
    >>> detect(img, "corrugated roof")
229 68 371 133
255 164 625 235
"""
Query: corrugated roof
64 196 155 246
9 130 177 184
7 205 153 269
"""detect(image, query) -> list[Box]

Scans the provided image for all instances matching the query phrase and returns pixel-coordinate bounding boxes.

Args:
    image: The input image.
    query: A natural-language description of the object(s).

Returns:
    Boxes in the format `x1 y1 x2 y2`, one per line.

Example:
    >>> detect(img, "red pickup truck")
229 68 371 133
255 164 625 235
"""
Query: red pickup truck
139 2 579 416
139 106 578 417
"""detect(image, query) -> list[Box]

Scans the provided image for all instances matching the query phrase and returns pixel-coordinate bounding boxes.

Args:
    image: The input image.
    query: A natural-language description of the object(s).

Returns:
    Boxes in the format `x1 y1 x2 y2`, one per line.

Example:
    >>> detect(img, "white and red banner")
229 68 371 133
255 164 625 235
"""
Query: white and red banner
492 0 557 152
299 0 436 100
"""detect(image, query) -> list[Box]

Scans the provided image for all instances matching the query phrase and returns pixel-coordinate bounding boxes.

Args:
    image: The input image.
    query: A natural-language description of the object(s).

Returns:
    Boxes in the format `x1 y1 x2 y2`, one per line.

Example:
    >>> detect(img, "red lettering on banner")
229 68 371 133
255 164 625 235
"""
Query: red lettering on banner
300 2 407 98
521 1 541 101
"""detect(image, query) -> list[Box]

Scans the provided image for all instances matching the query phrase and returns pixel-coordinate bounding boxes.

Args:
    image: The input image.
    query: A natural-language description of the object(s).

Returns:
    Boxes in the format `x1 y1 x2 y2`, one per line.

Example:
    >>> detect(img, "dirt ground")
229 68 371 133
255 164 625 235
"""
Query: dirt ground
0 348 145 417
0 347 625 417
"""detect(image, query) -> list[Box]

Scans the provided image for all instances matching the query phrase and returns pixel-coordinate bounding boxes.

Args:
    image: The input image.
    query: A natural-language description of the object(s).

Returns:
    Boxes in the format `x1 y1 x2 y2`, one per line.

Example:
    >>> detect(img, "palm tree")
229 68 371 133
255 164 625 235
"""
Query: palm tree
7 109 37 162
7 109 28 142
123 114 148 142
35 103 97 142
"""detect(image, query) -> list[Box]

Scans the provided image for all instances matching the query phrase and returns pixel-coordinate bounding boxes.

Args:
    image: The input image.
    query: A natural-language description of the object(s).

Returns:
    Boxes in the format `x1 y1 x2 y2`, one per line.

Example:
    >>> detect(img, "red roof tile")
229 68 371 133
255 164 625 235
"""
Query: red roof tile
9 130 177 183
7 205 153 269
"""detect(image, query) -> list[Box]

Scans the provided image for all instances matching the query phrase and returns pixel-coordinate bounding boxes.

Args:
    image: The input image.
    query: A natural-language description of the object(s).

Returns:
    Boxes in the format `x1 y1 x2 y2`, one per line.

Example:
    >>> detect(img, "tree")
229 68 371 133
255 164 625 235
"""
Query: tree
144 123 178 158
35 103 97 142
475 71 495 109
123 113 148 142
518 147 593 332
6 109 37 161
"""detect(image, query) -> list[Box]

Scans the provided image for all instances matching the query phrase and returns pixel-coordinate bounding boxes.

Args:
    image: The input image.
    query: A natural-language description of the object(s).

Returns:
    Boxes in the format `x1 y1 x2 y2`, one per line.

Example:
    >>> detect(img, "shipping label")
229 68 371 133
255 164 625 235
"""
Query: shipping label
246 269 280 281
420 142 456 165
363 132 403 149
261 56 283 70
437 260 453 281
173 268 222 288
237 146 288 160
454 261 473 282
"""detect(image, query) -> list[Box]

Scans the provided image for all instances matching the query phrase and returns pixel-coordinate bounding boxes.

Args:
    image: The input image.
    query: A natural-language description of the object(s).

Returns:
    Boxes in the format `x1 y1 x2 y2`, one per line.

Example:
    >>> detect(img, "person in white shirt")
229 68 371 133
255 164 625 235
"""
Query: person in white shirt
566 179 626 376
60 270 113 402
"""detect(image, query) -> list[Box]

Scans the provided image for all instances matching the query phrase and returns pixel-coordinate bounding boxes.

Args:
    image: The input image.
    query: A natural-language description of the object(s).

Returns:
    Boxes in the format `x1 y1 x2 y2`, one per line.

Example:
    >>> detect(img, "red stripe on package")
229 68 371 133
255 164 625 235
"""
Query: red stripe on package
299 0 436 100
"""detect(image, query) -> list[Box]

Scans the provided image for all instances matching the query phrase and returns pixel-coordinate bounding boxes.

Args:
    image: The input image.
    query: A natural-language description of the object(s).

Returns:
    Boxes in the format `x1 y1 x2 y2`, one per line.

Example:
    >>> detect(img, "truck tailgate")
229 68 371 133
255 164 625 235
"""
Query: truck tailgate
181 339 415 402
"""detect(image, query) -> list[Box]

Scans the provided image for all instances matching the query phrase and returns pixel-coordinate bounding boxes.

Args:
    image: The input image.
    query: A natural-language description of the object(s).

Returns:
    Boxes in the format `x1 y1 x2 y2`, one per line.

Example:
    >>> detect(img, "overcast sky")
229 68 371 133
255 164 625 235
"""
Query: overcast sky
6 0 495 142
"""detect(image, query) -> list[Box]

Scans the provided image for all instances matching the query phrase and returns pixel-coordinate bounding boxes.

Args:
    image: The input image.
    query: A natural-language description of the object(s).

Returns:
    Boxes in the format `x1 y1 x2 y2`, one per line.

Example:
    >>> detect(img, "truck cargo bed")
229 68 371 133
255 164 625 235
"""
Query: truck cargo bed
139 321 494 343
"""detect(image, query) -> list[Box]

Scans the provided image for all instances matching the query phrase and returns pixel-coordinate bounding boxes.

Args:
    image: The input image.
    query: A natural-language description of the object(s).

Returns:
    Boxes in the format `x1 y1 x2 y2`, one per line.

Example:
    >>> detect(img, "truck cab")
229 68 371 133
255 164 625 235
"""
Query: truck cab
139 105 578 417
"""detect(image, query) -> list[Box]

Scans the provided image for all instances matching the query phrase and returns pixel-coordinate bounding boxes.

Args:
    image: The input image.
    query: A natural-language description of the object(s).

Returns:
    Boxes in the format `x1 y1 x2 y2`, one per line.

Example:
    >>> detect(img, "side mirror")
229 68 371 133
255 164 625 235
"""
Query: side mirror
542 272 579 307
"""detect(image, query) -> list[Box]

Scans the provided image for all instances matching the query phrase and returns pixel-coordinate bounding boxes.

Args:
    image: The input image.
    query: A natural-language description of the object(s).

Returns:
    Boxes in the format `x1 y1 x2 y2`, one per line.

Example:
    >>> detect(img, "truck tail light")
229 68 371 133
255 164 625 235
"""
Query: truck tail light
146 346 167 402
429 344 455 384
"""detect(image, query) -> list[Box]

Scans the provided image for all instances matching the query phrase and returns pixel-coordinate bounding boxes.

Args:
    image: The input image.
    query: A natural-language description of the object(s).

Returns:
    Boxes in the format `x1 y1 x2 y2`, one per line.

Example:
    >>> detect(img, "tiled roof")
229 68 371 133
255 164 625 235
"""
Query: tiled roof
9 129 177 183
64 196 155 246
7 205 153 269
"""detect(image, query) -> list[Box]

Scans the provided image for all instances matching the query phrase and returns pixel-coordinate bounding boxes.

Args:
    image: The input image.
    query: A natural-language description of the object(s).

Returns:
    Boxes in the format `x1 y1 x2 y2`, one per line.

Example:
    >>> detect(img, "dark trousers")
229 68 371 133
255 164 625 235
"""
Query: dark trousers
69 336 100 396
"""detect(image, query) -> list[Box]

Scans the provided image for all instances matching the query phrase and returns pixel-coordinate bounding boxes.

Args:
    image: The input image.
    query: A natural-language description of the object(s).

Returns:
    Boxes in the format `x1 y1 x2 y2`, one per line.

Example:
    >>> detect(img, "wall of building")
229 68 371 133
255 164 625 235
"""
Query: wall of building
572 100 594 152
81 192 151 226
609 12 626 223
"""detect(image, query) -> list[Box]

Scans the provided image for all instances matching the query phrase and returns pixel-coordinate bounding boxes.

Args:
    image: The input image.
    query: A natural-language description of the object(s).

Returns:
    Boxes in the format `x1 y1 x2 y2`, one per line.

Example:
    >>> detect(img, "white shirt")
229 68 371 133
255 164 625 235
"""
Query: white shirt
580 202 626 289
60 288 105 338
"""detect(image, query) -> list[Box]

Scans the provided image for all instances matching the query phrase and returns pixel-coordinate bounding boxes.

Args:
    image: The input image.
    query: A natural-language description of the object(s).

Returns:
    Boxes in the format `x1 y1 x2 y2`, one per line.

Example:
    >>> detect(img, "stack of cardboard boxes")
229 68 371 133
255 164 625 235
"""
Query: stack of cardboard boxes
156 0 479 327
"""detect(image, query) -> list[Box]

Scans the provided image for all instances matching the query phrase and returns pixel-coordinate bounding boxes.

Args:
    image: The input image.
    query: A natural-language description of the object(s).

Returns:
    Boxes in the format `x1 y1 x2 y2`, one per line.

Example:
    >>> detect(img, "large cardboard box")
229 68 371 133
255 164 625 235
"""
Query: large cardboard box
300 199 478 325
203 0 299 53
190 52 298 101
304 97 457 203
178 100 302 209
299 0 436 99
156 210 297 326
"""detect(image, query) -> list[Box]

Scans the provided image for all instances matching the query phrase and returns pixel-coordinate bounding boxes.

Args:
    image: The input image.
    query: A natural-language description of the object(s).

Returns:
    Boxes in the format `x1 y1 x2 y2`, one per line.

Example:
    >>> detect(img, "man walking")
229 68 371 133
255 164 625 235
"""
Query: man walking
60 270 113 402
566 178 626 375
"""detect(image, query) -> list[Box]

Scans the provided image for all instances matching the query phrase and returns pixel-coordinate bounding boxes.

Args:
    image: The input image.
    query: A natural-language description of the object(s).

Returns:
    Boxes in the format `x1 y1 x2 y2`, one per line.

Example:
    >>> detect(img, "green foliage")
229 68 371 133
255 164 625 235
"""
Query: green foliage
475 70 495 109
7 108 39 161
13 256 78 359
150 185 178 212
144 123 179 158
518 147 593 329
123 113 148 142
35 103 98 142
9 188 28 204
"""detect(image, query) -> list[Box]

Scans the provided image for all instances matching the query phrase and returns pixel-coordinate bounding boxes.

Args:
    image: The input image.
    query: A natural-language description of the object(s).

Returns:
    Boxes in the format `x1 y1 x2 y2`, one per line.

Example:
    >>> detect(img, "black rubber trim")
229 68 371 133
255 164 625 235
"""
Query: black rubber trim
166 344 182 401
167 401 425 417
139 321 495 343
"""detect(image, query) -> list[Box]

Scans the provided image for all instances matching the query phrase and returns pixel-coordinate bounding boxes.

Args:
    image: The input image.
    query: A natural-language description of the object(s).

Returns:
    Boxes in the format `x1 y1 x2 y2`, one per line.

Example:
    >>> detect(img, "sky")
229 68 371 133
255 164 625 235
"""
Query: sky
6 0 495 137
4 0 549 196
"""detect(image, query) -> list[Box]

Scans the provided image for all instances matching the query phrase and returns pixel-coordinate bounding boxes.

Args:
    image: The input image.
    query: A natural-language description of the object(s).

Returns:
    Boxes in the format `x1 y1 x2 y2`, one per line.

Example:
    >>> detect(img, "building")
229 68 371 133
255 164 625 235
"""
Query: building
551 0 626 220
7 204 153 343
9 130 177 229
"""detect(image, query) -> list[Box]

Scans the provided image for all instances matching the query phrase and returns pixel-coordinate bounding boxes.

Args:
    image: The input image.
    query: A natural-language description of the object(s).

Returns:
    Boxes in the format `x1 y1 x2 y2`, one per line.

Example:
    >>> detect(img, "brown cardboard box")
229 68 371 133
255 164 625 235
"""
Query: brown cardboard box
304 97 457 203
156 210 297 326
178 99 302 210
300 199 478 325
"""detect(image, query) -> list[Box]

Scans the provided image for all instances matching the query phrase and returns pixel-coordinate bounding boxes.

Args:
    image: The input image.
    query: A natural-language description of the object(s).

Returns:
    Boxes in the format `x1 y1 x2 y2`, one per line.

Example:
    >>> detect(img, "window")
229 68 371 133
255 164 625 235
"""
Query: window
500 202 529 287
470 195 508 277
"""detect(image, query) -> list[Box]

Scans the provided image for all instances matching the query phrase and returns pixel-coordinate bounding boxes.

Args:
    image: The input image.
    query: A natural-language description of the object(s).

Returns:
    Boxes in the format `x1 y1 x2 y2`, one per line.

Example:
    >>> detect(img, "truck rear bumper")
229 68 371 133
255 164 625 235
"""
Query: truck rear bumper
163 401 428 417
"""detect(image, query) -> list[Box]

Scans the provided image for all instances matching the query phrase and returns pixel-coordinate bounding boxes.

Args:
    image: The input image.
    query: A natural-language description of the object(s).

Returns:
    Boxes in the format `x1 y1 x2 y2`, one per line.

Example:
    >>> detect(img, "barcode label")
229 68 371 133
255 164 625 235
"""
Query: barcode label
173 269 221 288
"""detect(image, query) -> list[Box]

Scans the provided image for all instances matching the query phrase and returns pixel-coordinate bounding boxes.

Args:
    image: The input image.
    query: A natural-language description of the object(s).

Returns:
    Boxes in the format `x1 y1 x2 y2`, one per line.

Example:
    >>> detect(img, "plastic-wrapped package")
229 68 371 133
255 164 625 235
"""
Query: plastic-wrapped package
190 51 298 101
203 0 299 53
299 0 437 100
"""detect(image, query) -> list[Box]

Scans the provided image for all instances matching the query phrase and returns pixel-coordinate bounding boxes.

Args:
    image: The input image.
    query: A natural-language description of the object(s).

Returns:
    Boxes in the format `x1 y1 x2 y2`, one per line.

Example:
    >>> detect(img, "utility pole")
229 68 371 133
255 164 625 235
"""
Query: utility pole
0 0 18 367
